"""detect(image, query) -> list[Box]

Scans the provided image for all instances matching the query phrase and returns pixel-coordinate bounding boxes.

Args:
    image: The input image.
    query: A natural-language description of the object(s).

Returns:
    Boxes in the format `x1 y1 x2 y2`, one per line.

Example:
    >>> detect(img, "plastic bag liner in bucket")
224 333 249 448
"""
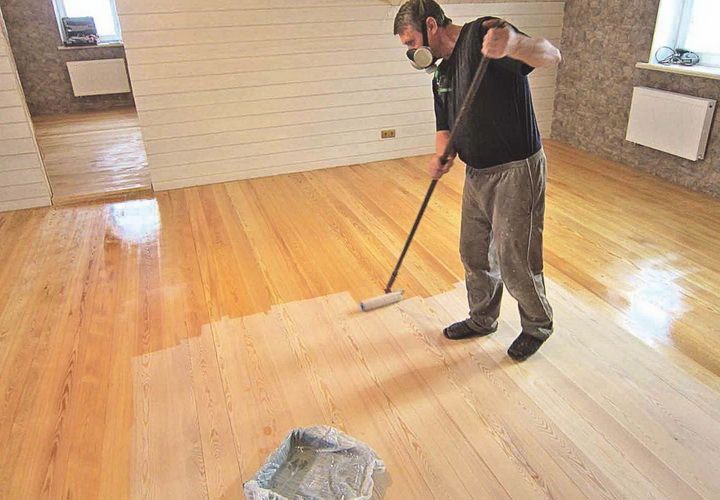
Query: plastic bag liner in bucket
244 426 385 500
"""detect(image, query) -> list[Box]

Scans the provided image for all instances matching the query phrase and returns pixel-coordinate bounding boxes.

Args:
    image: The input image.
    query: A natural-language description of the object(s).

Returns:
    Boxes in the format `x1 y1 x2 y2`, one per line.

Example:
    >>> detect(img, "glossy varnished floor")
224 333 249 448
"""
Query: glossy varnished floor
32 108 151 203
0 141 719 498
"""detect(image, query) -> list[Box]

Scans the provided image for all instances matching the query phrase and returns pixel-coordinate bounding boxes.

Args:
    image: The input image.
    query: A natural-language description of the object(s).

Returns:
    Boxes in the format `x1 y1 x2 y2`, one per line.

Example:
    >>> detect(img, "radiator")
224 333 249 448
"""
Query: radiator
66 58 131 97
625 87 716 161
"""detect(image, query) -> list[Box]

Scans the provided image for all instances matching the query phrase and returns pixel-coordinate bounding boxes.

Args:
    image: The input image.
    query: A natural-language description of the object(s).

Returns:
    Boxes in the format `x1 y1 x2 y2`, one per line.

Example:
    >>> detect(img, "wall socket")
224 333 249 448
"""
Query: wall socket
381 129 396 139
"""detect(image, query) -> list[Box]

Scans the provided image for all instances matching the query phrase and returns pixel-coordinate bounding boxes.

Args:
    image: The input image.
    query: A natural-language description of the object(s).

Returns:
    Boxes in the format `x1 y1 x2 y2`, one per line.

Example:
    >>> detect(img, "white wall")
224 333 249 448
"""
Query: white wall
117 0 564 191
0 7 52 212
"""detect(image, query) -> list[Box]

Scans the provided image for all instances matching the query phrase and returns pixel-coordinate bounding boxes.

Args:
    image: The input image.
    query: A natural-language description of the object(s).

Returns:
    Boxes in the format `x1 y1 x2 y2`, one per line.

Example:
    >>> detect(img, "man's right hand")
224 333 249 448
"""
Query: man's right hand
428 154 454 179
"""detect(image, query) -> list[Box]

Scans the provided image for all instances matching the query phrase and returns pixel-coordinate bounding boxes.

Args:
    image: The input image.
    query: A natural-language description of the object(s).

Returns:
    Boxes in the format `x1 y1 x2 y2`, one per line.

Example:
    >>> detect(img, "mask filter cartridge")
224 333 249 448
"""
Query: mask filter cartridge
407 46 437 72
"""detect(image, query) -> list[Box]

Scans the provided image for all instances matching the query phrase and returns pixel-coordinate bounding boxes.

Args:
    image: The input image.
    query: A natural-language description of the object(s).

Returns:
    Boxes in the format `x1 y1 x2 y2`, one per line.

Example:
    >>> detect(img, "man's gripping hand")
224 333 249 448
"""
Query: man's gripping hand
482 20 519 59
428 154 455 179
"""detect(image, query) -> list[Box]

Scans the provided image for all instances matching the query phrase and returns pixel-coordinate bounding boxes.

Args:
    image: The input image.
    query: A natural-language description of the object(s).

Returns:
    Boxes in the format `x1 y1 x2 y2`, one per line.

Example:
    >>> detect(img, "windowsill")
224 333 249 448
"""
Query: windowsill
636 62 720 80
58 42 124 51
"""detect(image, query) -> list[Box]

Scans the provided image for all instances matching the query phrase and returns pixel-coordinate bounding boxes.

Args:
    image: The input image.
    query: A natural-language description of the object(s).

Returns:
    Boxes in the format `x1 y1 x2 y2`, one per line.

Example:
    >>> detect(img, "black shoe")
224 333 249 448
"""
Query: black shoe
443 320 497 340
507 332 547 361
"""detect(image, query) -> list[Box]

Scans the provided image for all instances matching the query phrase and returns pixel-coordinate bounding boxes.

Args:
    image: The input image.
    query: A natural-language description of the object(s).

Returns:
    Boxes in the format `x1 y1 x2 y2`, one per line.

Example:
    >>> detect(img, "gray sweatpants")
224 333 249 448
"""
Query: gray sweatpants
460 148 553 340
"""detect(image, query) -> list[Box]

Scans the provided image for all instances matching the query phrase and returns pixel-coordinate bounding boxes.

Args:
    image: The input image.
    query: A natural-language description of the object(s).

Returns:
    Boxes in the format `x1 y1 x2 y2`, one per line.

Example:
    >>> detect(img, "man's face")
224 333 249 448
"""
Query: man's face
399 27 424 51
398 17 438 52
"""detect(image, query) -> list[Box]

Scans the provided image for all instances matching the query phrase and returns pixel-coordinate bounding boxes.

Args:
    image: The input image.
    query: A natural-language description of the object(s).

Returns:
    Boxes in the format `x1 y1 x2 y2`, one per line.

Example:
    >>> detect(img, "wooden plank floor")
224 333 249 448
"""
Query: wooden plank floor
131 285 720 499
0 140 719 498
32 108 151 204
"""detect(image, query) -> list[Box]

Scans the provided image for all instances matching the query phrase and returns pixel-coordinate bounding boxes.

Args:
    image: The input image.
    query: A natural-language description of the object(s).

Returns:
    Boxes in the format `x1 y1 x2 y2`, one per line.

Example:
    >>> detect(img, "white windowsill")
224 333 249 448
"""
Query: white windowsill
636 62 720 80
58 42 124 51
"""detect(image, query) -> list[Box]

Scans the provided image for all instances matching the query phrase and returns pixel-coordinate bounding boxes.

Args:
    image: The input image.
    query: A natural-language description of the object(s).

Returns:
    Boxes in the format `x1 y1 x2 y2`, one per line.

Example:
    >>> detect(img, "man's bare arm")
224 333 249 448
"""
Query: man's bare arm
483 23 561 68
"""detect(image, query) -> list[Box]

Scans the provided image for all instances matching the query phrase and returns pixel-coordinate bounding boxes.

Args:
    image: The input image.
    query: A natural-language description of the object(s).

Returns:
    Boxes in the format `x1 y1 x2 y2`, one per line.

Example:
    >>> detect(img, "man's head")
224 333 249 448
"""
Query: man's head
394 1 452 70
394 0 451 49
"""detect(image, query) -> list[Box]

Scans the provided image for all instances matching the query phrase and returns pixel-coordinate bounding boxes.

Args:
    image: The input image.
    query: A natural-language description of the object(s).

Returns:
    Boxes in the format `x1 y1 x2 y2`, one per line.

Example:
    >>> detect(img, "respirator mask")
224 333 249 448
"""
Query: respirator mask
407 45 437 73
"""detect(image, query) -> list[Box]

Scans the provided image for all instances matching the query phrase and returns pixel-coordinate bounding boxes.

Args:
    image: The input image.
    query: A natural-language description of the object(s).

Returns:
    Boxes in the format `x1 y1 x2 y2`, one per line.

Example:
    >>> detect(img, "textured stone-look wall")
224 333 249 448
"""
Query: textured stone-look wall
0 0 133 115
552 0 720 197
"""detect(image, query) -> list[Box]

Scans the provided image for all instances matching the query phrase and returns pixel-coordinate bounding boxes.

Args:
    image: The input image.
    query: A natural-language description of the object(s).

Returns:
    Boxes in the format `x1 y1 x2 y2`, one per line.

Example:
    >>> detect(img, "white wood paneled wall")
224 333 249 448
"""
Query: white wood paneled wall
117 1 564 191
0 8 51 212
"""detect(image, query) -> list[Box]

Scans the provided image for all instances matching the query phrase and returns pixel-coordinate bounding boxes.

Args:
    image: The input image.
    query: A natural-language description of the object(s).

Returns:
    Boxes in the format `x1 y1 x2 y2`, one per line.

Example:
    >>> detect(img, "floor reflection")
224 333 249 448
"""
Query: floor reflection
624 258 688 344
107 198 160 245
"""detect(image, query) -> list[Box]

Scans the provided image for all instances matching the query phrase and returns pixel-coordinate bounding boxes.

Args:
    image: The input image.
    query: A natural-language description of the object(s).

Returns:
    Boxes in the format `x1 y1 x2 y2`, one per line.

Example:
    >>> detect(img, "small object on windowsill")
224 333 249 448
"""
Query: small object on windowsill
654 46 700 67
63 35 99 47
62 16 98 47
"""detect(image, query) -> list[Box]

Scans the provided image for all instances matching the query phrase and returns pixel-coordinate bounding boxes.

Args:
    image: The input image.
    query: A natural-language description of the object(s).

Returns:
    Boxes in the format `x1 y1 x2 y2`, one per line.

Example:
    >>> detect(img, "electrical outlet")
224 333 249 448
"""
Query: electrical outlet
381 129 396 139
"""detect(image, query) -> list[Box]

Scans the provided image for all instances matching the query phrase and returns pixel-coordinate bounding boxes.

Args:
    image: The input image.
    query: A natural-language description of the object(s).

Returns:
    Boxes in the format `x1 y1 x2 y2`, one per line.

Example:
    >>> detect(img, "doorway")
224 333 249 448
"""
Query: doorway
1 0 151 204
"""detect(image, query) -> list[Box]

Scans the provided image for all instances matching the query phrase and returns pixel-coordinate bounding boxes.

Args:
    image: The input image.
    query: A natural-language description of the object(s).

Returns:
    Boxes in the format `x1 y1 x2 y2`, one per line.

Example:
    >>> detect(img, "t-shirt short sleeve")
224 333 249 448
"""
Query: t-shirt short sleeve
494 55 534 76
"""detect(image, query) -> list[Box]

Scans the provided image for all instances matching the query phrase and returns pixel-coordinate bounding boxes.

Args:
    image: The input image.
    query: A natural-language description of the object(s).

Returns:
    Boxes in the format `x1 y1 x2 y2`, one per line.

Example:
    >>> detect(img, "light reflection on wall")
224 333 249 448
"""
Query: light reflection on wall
107 198 160 245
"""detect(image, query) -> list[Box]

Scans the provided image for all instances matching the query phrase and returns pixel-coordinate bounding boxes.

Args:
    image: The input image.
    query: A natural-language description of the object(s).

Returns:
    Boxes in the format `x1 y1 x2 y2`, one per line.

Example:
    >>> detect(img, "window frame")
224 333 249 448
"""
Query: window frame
651 0 720 68
52 0 123 44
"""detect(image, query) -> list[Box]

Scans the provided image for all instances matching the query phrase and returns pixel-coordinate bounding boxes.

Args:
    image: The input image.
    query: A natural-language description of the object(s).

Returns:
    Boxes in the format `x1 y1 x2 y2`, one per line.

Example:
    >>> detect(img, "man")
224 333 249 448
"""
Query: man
394 0 561 361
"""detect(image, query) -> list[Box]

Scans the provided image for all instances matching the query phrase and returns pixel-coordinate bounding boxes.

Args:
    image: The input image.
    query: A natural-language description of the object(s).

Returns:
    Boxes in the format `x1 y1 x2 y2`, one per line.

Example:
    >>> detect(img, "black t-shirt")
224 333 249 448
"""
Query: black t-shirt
432 17 542 169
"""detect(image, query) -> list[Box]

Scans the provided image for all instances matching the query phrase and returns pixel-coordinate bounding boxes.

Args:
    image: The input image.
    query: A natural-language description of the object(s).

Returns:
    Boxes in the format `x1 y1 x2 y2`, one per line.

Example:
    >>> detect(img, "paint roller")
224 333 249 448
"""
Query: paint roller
360 26 503 312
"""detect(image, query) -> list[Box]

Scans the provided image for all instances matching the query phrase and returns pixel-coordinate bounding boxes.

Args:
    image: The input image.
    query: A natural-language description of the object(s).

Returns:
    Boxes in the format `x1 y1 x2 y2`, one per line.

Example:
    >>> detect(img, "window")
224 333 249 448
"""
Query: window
651 0 720 68
53 0 123 43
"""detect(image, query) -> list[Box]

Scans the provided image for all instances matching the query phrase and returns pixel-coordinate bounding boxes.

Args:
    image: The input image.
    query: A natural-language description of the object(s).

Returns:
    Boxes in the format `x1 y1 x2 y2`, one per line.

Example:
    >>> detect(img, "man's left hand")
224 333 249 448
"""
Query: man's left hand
482 21 519 59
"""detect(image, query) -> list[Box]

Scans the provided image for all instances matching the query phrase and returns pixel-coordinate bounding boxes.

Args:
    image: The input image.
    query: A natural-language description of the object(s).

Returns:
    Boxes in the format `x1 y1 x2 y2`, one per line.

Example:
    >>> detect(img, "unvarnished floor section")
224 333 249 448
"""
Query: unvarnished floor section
133 283 720 499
